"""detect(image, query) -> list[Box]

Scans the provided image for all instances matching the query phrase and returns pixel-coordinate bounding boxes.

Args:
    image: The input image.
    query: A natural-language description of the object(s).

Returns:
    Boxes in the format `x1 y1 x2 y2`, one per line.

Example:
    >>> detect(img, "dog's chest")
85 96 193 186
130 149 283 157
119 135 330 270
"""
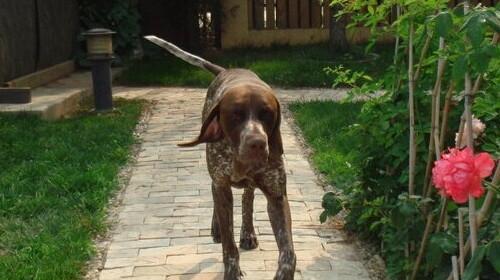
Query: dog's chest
206 140 285 195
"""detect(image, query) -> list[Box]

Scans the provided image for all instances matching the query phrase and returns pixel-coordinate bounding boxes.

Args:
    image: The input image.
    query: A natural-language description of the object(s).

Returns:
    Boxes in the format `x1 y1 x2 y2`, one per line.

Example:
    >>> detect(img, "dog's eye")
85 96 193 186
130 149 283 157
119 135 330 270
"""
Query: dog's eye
232 110 245 121
258 109 273 121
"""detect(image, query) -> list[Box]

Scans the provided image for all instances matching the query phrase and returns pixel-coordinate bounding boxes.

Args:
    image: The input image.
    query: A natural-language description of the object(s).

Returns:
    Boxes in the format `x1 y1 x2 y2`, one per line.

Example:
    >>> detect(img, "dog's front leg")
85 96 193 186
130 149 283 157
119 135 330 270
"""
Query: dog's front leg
240 187 258 250
267 194 296 280
213 182 242 279
259 169 296 280
258 164 296 280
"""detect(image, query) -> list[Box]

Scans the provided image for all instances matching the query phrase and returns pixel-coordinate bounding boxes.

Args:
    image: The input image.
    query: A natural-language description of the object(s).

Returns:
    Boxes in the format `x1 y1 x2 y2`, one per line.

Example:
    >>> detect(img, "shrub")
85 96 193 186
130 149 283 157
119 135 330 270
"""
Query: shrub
320 1 499 279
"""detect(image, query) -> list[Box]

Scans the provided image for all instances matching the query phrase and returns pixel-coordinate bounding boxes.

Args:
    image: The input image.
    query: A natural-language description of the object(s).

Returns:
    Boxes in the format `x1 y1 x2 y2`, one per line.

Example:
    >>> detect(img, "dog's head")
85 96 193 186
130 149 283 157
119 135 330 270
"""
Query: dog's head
178 85 283 165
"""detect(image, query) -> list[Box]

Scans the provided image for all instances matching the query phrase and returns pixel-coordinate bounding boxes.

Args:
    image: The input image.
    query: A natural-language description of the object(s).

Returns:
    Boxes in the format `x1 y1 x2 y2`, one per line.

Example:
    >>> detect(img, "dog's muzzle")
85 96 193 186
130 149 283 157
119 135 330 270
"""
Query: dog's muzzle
239 120 269 163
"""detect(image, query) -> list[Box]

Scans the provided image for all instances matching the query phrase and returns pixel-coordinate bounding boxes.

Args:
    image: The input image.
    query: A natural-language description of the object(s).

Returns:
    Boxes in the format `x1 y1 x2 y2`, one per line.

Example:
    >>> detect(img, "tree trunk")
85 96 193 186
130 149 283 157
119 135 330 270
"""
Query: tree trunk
329 4 349 52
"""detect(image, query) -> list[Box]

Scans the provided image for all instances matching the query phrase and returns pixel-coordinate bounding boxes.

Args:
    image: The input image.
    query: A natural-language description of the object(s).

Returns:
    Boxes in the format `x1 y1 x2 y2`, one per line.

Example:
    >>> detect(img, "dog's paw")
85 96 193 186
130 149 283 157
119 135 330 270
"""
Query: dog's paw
273 250 296 280
224 259 243 280
239 232 258 250
273 265 295 280
211 225 221 243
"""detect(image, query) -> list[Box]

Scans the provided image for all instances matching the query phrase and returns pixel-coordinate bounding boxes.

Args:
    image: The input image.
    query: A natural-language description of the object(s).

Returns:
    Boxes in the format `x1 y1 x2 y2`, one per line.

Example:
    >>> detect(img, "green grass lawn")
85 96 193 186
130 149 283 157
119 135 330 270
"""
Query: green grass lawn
119 44 393 88
0 100 144 280
289 101 363 190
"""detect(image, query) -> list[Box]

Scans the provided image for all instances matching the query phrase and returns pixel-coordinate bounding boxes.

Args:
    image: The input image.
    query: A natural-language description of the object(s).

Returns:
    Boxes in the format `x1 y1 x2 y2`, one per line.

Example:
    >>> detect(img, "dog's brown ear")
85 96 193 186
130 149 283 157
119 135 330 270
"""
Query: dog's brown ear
178 105 223 147
269 98 284 158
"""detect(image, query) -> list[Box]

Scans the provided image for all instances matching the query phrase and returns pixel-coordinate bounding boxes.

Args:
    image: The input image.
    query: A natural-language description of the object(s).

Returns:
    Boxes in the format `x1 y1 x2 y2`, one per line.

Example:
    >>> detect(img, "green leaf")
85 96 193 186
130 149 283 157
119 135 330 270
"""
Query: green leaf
487 241 500 273
465 15 485 48
427 234 444 268
471 44 498 73
368 6 374 15
436 232 457 254
322 192 343 217
435 11 453 37
452 56 467 81
470 52 489 73
463 245 487 280
484 11 500 32
319 211 328 223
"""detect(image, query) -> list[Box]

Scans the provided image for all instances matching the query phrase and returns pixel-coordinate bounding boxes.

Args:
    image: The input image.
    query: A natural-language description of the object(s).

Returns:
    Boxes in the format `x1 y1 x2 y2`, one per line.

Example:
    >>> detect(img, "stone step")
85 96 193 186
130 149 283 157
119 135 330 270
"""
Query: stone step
0 69 121 120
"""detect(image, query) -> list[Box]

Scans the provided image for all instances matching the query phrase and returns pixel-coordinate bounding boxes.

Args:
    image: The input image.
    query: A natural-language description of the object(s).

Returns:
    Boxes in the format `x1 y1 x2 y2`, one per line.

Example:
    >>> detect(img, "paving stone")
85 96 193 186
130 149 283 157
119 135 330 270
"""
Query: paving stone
104 256 165 269
133 264 200 276
138 244 198 257
99 266 134 280
166 253 222 264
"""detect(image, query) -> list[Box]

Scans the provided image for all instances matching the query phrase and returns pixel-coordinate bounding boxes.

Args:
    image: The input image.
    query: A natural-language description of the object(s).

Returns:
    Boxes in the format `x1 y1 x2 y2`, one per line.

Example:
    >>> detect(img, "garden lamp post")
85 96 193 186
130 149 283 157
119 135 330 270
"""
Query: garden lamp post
83 28 115 112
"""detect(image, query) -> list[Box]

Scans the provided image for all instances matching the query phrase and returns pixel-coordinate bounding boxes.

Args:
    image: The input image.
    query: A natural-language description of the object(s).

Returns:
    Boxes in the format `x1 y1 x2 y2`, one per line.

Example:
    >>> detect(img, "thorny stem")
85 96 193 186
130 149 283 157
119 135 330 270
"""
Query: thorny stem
422 37 447 198
439 83 455 150
435 198 448 232
410 214 434 280
432 38 445 157
458 208 466 276
408 20 416 196
451 256 459 280
446 164 500 280
413 31 433 83
393 5 401 65
461 1 478 262
455 33 498 148
465 72 478 255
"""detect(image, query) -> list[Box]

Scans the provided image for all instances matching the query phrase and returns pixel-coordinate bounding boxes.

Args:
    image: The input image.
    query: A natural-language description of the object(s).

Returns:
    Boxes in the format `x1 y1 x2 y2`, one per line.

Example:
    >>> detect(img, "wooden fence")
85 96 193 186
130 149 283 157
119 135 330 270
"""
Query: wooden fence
0 0 78 84
248 0 330 30
248 0 498 30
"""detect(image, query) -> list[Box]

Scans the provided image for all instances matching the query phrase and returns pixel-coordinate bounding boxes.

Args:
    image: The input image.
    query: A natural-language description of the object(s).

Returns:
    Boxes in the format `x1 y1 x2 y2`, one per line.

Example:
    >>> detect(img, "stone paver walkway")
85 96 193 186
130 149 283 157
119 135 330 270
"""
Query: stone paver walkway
97 87 370 280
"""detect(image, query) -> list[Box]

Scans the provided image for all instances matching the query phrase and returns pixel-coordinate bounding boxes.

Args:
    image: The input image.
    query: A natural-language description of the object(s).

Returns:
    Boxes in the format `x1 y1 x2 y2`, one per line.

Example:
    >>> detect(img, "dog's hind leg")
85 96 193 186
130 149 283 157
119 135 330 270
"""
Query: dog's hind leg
240 186 258 250
211 182 221 243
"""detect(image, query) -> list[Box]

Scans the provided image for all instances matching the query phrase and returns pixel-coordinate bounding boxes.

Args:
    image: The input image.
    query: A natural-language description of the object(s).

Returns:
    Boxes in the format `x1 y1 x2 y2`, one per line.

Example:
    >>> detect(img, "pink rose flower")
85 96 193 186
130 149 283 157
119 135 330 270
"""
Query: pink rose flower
432 147 495 203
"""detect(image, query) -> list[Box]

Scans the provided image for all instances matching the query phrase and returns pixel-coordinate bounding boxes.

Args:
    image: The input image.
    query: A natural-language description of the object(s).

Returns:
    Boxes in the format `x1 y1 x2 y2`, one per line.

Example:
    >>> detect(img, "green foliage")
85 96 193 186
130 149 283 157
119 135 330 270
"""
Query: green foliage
320 192 343 223
296 0 500 279
487 241 500 273
0 100 144 279
323 65 373 88
79 0 140 56
463 245 487 280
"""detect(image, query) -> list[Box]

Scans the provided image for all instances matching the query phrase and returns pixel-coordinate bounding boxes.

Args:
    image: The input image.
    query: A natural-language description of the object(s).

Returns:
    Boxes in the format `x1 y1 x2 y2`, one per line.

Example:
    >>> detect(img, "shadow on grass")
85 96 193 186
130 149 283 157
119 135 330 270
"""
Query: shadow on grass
119 43 393 88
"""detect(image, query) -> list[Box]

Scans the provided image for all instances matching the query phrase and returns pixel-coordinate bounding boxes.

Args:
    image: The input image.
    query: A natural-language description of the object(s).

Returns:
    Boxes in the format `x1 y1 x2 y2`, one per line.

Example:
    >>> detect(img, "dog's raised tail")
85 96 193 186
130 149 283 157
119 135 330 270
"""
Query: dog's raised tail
144 35 225 76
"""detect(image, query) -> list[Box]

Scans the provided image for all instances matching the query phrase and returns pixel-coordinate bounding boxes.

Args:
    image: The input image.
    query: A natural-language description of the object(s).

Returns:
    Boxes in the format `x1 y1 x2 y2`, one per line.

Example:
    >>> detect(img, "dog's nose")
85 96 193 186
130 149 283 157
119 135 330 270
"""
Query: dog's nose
247 136 267 153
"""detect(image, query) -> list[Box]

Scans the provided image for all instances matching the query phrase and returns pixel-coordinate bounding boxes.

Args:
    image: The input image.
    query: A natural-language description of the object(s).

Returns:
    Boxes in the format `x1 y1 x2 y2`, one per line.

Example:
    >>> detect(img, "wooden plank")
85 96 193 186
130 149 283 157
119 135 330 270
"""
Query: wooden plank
276 0 287 28
254 0 265 29
0 0 37 84
300 0 310 28
323 2 331 28
37 0 78 70
0 88 31 104
4 60 75 88
289 0 299 28
266 0 275 29
311 0 322 28
248 0 254 29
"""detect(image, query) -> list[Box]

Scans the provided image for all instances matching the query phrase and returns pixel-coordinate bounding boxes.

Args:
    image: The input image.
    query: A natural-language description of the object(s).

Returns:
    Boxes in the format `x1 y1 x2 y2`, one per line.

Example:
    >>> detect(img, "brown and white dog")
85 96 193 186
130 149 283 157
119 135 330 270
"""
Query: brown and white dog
144 36 296 280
